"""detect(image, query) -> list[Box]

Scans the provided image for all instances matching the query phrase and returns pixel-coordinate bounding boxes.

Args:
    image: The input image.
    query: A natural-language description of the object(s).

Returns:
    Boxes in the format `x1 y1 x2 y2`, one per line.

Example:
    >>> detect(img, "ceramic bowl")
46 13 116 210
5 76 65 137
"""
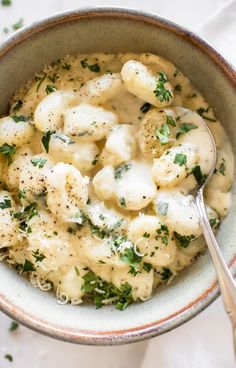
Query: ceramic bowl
0 7 235 345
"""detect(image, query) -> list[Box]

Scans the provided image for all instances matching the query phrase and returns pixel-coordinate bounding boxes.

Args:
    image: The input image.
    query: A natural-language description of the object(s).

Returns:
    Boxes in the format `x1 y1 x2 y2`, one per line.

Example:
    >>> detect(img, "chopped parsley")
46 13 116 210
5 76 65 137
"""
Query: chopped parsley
120 247 143 276
14 202 38 232
80 59 101 73
157 201 169 216
114 163 131 180
62 62 71 70
36 73 47 92
9 321 19 332
119 197 126 207
197 107 216 122
0 198 12 209
11 115 29 122
1 0 11 6
174 232 196 248
46 84 57 94
192 165 206 186
12 18 24 30
143 232 150 238
219 159 226 176
30 157 47 168
92 154 99 166
18 190 27 200
161 267 172 280
153 72 173 102
174 153 187 166
176 123 198 139
42 130 54 153
32 250 46 262
82 270 133 310
12 99 23 112
140 102 151 113
155 225 169 245
166 115 176 127
75 266 80 276
4 354 13 362
0 143 16 165
143 262 153 273
155 123 170 145
22 259 35 272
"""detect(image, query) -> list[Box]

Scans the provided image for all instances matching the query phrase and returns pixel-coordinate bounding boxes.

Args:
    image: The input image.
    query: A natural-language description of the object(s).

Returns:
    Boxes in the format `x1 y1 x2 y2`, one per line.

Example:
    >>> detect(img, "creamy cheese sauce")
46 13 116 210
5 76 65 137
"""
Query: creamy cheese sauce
0 52 234 310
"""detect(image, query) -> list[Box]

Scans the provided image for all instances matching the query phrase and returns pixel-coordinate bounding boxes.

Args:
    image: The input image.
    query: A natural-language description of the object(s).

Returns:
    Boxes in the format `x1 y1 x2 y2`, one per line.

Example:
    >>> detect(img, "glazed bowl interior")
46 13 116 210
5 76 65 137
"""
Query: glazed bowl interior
0 8 236 345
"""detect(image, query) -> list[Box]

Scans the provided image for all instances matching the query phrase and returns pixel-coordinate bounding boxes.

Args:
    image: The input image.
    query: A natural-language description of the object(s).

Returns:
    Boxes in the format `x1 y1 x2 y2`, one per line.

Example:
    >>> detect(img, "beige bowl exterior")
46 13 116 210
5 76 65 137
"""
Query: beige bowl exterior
0 7 235 345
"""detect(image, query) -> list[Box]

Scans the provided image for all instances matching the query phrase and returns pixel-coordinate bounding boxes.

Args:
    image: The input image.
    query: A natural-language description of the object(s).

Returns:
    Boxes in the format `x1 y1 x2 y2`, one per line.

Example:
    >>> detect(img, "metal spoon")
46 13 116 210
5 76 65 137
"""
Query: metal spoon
193 121 236 355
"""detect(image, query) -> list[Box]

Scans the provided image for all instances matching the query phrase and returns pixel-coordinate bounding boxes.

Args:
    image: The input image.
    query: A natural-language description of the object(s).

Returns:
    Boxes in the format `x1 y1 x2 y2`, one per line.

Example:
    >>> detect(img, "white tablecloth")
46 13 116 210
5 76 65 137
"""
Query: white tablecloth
0 1 235 367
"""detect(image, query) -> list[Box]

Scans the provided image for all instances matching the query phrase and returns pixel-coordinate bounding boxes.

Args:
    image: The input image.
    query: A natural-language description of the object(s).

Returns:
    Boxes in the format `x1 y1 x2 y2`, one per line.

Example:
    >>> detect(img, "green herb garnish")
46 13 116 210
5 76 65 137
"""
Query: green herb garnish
119 197 126 207
12 18 24 30
22 259 35 272
11 115 29 123
4 354 13 362
161 267 172 280
80 59 101 73
0 143 16 165
219 159 226 176
12 99 23 112
176 123 198 139
120 247 143 276
166 115 176 127
155 123 170 145
42 130 54 153
143 262 153 273
0 198 12 209
46 84 57 94
2 0 11 6
174 232 196 248
114 163 131 180
30 157 47 168
32 250 46 262
62 62 71 70
9 321 19 332
82 270 133 310
174 153 187 166
153 72 173 102
197 107 216 122
192 165 206 186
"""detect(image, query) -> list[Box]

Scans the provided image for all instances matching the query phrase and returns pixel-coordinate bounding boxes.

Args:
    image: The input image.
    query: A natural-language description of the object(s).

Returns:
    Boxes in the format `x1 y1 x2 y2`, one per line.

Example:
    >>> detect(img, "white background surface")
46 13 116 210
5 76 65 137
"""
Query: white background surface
0 0 235 367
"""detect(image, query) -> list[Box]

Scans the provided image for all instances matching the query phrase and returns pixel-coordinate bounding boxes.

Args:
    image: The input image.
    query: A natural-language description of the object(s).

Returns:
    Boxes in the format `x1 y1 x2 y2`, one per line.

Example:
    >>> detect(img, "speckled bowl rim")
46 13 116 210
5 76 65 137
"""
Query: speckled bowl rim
0 7 236 345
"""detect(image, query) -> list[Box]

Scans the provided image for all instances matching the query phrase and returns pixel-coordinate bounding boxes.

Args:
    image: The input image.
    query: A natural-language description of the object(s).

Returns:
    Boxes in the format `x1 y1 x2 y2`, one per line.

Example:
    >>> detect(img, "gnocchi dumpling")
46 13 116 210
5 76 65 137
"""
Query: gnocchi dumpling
4 147 32 192
0 191 19 248
34 90 76 132
79 73 122 105
93 161 157 211
26 210 78 272
101 124 137 166
152 144 199 188
64 103 118 142
57 264 87 302
19 153 52 202
0 116 34 147
154 190 201 237
46 162 89 222
121 60 173 107
138 108 176 158
48 133 99 173
127 215 177 268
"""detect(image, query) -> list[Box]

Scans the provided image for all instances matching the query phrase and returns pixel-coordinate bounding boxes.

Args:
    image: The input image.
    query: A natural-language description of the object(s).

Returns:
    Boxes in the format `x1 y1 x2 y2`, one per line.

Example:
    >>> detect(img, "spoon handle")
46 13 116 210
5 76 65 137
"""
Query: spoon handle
195 189 236 355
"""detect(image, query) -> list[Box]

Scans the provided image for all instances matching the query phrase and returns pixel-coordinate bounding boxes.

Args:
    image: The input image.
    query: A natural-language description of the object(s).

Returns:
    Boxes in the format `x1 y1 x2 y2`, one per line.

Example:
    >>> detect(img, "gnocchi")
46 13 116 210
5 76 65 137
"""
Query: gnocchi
0 52 233 310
